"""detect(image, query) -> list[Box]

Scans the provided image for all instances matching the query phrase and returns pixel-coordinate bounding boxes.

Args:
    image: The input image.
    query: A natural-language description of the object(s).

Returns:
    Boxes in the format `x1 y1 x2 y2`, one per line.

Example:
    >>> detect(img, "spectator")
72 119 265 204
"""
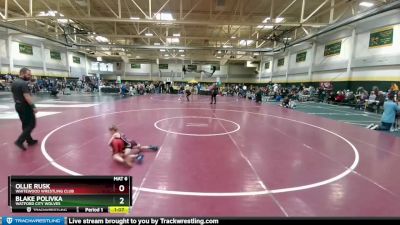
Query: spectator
390 83 399 93
367 94 400 131
334 91 345 103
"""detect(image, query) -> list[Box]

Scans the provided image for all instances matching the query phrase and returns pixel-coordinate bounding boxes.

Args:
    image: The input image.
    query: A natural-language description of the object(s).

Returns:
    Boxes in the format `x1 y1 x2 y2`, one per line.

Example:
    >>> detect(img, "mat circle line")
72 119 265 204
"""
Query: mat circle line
41 107 360 196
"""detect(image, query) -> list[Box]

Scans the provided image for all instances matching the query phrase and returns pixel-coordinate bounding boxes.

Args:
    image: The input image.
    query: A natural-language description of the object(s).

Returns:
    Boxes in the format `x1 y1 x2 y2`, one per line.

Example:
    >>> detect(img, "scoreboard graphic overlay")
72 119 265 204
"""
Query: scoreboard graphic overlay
8 176 132 213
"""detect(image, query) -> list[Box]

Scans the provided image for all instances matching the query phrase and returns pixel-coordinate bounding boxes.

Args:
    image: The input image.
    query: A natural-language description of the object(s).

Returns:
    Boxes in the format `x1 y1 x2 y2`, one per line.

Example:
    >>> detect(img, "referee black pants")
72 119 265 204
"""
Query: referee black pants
15 104 36 144
210 94 217 104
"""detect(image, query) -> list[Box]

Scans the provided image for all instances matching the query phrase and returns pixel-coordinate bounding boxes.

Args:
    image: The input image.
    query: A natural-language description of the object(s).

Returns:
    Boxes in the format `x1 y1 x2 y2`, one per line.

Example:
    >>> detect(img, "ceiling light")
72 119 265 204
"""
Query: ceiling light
223 45 232 48
178 49 184 52
359 2 374 7
48 11 57 16
254 52 260 56
216 56 221 59
257 25 273 29
166 38 179 43
262 17 271 23
180 54 185 57
231 36 236 39
275 17 284 23
173 33 181 37
154 43 161 46
164 54 169 57
57 18 71 24
130 17 140 20
155 12 174 21
160 49 166 52
97 57 102 62
95 35 109 43
239 40 254 46
145 33 153 36
37 10 59 17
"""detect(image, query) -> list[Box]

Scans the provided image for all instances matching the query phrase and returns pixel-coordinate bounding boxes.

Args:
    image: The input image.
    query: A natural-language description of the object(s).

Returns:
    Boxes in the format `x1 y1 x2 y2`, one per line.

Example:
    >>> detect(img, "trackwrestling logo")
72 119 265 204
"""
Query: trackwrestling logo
2 217 64 225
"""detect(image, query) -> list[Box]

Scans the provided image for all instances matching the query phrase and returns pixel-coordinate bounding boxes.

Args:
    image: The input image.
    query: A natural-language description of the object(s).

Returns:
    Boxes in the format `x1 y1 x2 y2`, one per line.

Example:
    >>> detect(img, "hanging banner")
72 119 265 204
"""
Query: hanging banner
296 52 307 62
324 40 342 57
131 64 141 69
19 43 33 55
50 50 61 60
369 26 393 48
73 56 81 64
159 64 168 69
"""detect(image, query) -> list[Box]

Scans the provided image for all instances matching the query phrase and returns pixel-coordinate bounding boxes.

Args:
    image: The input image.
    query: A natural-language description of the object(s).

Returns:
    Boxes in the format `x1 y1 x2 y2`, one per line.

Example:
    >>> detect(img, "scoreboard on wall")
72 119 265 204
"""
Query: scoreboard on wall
8 176 132 213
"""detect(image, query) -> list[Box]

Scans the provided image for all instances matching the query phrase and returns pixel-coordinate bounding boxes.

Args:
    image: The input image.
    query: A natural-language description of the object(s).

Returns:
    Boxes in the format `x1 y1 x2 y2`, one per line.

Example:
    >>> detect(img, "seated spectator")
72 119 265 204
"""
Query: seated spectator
375 91 386 113
368 90 377 102
344 90 355 104
334 91 345 103
354 87 368 110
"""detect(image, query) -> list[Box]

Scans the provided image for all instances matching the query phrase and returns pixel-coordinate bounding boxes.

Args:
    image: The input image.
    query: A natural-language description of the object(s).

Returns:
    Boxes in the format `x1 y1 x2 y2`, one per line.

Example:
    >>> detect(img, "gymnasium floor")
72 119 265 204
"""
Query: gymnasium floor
1 93 400 217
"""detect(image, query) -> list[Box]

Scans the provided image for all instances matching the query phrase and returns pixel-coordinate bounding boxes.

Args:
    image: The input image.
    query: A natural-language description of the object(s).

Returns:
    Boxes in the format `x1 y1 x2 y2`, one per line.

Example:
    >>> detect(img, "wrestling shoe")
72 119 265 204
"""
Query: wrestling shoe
136 155 144 164
149 145 159 151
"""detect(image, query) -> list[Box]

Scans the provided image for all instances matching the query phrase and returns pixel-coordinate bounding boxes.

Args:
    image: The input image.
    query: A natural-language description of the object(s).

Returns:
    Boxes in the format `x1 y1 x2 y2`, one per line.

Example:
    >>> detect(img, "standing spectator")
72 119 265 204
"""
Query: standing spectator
391 83 399 93
76 79 82 92
197 83 201 95
255 88 262 103
210 83 218 104
185 84 191 102
11 68 38 150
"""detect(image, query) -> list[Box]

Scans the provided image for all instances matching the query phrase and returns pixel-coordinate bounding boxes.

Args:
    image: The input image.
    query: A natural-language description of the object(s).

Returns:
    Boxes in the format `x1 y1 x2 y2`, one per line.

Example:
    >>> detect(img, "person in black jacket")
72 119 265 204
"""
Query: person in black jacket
11 68 38 150
255 88 262 103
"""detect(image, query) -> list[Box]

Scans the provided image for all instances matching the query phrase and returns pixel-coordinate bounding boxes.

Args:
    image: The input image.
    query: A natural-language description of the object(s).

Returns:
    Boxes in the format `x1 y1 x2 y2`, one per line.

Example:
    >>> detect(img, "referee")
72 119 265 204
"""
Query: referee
11 67 38 150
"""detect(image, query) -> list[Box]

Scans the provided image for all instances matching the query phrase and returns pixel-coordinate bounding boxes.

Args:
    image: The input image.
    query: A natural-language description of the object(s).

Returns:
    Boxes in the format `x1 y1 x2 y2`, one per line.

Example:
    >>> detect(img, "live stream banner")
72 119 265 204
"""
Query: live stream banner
1 217 222 225
2 217 398 225
67 218 220 225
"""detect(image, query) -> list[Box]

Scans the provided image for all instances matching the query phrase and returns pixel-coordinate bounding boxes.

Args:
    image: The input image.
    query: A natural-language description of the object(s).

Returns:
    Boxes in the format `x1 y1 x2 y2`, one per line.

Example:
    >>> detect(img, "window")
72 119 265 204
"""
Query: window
91 62 99 71
100 63 113 72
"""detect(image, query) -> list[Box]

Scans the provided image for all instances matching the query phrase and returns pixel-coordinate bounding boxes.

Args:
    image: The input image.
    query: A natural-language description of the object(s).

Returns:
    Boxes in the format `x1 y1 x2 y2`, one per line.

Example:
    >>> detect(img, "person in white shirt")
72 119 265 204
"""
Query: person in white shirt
185 84 191 101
